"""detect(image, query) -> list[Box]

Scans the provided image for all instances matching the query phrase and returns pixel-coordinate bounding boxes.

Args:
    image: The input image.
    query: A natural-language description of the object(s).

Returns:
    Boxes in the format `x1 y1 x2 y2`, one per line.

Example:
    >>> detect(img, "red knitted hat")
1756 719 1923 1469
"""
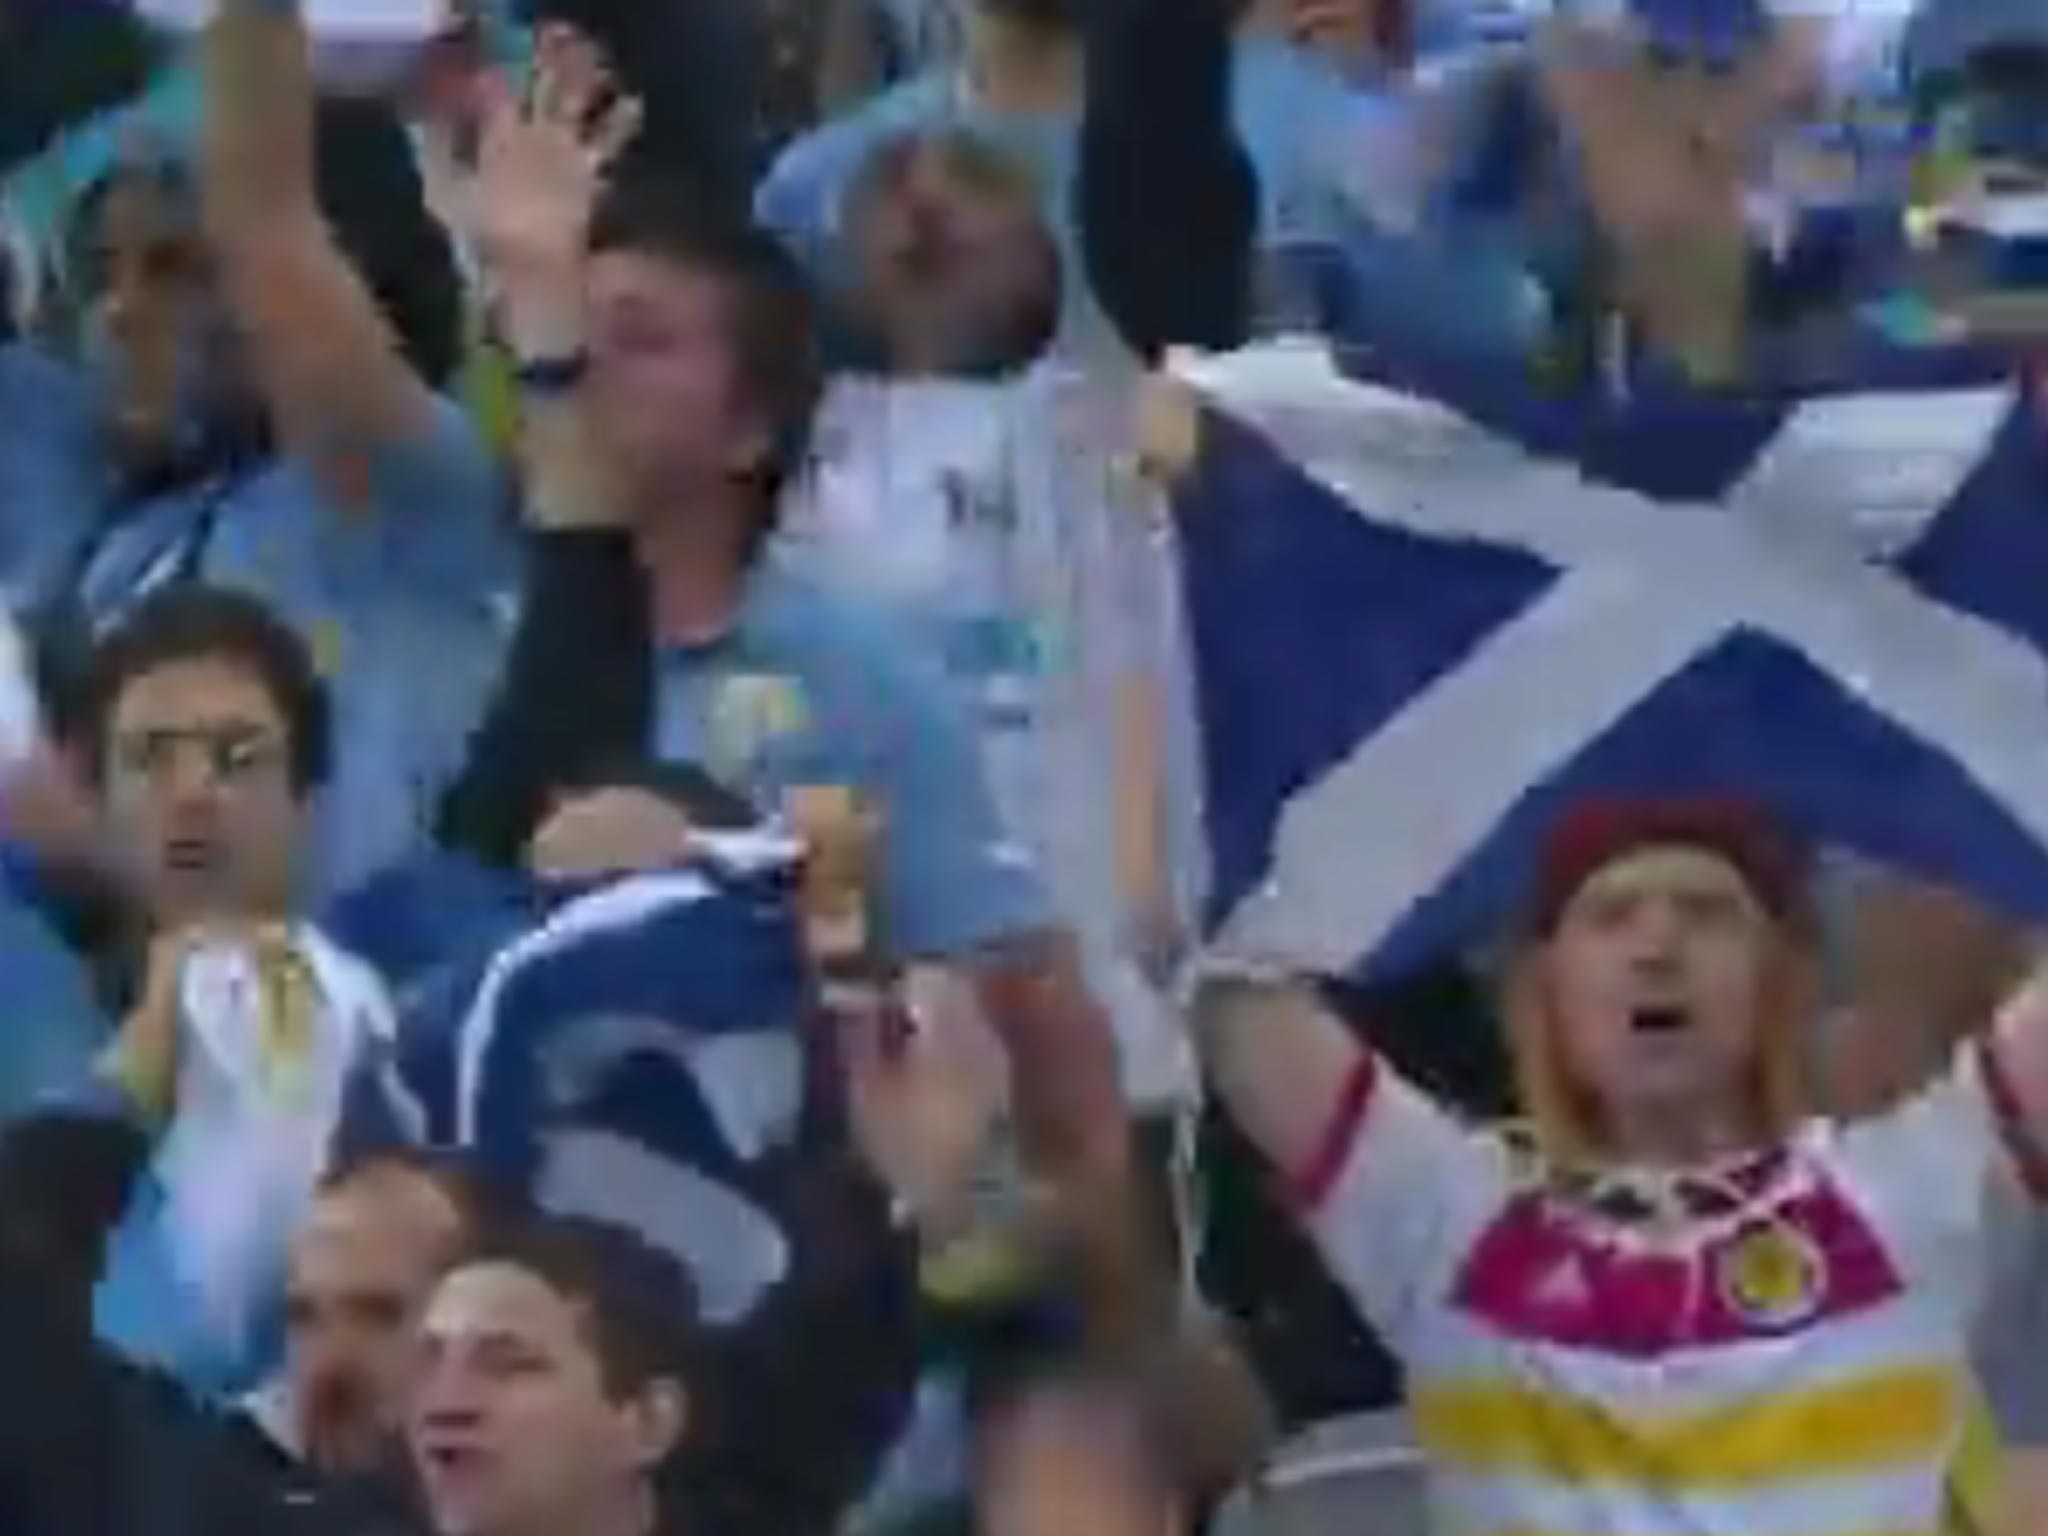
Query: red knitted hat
1527 797 1809 936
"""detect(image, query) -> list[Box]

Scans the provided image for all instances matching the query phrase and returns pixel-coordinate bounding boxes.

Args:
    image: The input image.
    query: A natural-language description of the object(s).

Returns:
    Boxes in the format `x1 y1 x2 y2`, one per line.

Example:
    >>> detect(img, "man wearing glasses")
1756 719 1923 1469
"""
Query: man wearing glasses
64 582 401 1395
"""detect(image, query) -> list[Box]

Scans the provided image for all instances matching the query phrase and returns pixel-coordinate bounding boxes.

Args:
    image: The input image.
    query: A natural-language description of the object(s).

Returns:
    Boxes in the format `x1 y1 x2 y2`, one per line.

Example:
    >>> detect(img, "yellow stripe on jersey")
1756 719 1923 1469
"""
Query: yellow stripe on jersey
1941 1388 2006 1536
1414 1365 1961 1489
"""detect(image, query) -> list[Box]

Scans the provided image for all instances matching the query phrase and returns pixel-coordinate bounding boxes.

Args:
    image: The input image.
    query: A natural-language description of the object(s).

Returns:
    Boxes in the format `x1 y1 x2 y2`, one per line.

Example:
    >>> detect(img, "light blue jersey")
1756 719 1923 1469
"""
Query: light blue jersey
755 36 1536 355
0 859 108 1122
654 558 1050 960
0 342 103 614
76 401 515 897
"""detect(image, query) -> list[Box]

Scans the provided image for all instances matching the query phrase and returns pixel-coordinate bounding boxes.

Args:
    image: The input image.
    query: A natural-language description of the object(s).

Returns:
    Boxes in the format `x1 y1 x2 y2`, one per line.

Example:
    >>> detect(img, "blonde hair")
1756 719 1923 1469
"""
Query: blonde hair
1502 936 1814 1169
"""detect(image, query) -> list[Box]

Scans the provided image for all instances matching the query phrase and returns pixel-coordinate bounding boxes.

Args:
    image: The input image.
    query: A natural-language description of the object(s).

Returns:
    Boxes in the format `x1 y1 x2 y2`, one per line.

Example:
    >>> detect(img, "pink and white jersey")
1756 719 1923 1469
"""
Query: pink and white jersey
1294 1043 2044 1536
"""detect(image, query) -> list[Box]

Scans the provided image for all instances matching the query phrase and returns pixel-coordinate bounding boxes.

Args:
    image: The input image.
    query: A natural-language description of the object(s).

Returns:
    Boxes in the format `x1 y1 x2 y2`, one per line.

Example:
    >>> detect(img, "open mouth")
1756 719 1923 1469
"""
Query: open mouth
163 837 222 873
417 1441 490 1482
896 237 960 284
1630 1005 1690 1036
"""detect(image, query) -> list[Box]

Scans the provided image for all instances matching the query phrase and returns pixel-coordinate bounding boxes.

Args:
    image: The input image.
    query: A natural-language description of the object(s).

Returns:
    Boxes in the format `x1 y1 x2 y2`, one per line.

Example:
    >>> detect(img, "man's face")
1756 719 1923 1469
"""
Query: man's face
847 139 1059 377
584 251 766 505
1541 846 1777 1137
101 656 305 927
284 1170 467 1477
411 1264 678 1536
75 175 242 458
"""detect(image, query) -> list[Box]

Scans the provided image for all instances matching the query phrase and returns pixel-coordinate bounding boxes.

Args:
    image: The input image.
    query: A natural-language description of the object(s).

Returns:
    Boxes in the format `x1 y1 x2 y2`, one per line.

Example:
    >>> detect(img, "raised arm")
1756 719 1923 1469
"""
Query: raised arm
1827 867 2035 1121
202 0 440 462
432 31 650 863
1077 0 1256 357
1534 18 1821 387
1193 972 1370 1189
416 26 641 528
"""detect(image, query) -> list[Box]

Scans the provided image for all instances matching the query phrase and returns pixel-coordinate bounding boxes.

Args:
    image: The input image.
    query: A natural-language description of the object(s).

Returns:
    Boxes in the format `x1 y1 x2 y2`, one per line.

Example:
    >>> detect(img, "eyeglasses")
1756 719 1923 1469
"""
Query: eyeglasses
109 725 288 789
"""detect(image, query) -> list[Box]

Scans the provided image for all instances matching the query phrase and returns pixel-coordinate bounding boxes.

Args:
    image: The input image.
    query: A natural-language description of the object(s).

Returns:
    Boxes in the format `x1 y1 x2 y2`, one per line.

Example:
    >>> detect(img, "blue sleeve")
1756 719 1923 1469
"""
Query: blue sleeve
323 394 515 608
754 82 938 289
0 881 111 1123
756 122 868 287
95 1175 276 1398
866 649 1053 960
0 343 102 615
323 849 532 995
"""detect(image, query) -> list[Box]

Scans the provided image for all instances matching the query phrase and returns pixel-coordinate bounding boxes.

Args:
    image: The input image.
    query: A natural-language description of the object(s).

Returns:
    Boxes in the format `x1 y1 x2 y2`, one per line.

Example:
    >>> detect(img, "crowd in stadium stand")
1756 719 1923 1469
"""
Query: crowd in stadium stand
0 0 2045 1533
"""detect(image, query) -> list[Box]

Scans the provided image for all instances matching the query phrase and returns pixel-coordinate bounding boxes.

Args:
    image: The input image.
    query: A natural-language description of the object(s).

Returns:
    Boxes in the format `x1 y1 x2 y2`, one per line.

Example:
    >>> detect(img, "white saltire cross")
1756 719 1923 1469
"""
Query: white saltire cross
1171 341 2048 973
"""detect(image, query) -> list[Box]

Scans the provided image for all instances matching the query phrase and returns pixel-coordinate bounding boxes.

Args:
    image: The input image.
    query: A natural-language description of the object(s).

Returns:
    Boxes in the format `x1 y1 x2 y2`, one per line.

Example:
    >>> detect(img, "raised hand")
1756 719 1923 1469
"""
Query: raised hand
423 24 642 293
786 786 884 978
525 785 700 882
1537 19 1819 378
100 921 320 1125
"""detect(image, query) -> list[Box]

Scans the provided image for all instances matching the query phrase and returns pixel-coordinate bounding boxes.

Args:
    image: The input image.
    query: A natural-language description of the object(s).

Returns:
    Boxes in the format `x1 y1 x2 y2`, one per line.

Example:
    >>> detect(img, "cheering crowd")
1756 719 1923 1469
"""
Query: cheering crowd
0 0 2046 1532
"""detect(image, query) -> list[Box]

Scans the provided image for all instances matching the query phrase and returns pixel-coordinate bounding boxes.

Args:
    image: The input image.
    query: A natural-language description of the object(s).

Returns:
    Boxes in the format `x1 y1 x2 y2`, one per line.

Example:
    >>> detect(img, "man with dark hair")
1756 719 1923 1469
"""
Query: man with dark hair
580 174 826 534
437 27 1174 1381
366 757 931 1536
423 55 1272 1532
65 583 407 1394
410 1215 704 1536
68 582 326 964
75 581 329 797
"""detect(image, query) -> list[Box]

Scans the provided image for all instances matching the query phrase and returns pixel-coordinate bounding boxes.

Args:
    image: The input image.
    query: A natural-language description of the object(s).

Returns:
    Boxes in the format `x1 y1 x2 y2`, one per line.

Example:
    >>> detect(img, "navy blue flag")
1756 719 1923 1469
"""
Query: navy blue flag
340 836 822 1327
333 839 921 1532
1169 332 2048 980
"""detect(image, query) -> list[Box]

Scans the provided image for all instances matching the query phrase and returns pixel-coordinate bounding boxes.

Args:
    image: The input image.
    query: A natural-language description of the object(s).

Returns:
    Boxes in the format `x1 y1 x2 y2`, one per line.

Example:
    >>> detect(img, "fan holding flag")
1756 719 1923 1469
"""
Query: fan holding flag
1187 793 2045 1536
1106 2 2048 1528
1143 353 2048 1527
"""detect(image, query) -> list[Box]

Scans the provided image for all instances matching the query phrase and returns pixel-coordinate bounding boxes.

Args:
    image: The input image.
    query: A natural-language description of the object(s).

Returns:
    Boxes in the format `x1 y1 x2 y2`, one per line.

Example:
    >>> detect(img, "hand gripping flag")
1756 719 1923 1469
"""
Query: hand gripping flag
355 837 824 1325
1168 331 2048 980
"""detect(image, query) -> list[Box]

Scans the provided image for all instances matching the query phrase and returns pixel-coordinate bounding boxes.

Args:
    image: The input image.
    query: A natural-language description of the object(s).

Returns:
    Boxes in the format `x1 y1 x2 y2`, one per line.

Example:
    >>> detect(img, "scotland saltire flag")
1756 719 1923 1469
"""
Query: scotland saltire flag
343 836 819 1325
1169 332 2048 980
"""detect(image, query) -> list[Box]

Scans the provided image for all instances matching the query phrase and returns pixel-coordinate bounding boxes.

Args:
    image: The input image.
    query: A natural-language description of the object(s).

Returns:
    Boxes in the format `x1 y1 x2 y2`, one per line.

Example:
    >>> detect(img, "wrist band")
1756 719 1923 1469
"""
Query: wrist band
511 351 591 396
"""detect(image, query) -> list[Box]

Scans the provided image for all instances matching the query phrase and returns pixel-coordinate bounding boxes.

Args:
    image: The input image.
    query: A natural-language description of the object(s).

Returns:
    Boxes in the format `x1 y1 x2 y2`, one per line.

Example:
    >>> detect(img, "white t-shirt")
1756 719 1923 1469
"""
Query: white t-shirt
156 927 397 1360
780 367 1201 1106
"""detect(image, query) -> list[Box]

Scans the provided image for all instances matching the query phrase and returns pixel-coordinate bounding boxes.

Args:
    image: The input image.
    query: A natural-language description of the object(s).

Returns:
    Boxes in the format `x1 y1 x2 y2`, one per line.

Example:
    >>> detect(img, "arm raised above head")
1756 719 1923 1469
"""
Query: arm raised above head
203 0 444 463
